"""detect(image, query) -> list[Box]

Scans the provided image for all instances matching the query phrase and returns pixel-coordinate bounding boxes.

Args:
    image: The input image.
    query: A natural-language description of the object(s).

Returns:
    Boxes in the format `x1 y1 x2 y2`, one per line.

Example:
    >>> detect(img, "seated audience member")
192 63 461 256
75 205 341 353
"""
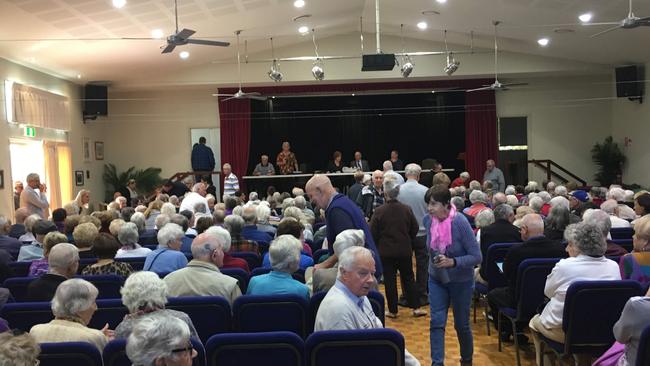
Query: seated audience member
25 243 79 302
160 202 176 217
66 189 91 216
619 215 650 287
477 204 521 285
582 209 628 257
609 187 637 221
167 214 193 253
163 233 241 305
0 215 22 261
204 226 249 272
18 214 40 243
543 205 571 241
28 231 68 276
474 209 495 241
18 219 58 261
431 172 451 188
463 190 489 218
528 223 621 365
569 190 592 217
347 171 365 205
143 223 188 273
262 219 314 270
513 205 534 227
134 212 157 245
63 214 81 243
309 229 365 294
212 208 226 226
247 235 309 300
72 222 99 258
224 214 258 254
0 331 40 365
314 246 420 366
115 271 199 341
93 210 114 234
492 192 507 208
116 222 152 258
179 183 209 214
194 216 213 235
144 200 163 231
8 207 30 239
126 312 198 366
487 214 567 337
451 172 470 188
161 179 190 199
224 195 239 216
51 208 67 233
633 192 650 224
82 233 134 276
108 218 125 239
241 206 273 243
601 199 632 228
30 279 112 352
528 196 544 216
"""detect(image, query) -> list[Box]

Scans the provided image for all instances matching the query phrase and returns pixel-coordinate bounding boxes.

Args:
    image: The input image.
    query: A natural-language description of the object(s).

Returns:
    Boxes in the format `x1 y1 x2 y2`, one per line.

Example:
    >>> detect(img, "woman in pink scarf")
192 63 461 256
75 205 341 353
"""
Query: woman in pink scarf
424 186 482 366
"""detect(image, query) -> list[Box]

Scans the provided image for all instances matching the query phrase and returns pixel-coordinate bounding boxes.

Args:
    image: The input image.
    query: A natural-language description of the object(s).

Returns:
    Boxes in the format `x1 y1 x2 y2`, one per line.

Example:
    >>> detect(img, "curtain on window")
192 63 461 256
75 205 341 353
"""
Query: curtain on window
44 141 72 211
12 82 71 131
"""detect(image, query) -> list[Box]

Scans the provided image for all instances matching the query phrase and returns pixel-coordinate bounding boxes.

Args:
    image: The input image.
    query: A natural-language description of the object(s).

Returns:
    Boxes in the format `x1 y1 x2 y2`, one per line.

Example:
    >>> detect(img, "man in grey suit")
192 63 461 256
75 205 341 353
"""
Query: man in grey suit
349 151 370 172
20 173 49 218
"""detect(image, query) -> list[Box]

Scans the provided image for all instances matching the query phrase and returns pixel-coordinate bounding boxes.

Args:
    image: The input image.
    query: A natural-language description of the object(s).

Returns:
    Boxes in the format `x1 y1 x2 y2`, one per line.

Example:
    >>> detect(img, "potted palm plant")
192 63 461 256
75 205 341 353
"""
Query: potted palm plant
591 136 626 187
103 164 163 202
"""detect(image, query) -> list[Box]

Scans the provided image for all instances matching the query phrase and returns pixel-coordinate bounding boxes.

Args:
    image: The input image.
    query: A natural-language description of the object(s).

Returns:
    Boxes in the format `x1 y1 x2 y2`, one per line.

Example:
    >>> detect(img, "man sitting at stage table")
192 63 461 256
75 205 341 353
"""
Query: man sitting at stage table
253 154 275 176
350 151 370 172
389 150 404 171
222 163 239 197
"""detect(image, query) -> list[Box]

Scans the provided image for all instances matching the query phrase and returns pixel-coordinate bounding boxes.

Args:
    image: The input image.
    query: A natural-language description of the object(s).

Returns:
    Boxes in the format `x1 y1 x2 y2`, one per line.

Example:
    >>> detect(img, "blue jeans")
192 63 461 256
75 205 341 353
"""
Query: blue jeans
428 277 474 365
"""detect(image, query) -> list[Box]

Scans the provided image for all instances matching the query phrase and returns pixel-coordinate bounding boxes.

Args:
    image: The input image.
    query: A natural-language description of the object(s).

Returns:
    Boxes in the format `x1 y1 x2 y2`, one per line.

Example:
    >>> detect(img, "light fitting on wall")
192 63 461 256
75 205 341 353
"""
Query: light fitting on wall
267 38 283 82
443 30 460 75
397 24 414 78
311 29 325 80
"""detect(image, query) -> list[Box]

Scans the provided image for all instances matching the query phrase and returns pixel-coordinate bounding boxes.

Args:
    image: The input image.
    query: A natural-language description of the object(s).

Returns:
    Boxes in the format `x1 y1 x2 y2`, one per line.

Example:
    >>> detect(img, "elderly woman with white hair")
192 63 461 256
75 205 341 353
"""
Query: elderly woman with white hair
601 199 633 228
116 222 152 258
474 209 495 243
115 271 199 341
543 205 571 240
126 312 198 366
255 204 277 236
64 189 91 216
143 223 188 273
463 190 489 218
30 278 113 352
309 229 366 294
246 234 309 301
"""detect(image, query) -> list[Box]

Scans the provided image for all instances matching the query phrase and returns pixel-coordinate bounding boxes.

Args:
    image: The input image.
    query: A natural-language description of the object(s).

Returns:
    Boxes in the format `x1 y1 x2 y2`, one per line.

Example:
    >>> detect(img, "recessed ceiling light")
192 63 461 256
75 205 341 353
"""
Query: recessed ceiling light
417 21 428 30
151 29 164 39
112 0 126 9
76 74 82 79
294 0 305 8
436 0 447 3
179 51 189 59
579 13 592 23
537 37 549 46
298 26 310 34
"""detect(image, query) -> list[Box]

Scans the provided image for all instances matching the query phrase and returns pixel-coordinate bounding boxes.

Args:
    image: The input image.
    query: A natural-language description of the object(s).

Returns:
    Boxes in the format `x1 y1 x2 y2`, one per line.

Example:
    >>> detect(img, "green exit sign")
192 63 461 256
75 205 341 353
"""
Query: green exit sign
24 127 35 137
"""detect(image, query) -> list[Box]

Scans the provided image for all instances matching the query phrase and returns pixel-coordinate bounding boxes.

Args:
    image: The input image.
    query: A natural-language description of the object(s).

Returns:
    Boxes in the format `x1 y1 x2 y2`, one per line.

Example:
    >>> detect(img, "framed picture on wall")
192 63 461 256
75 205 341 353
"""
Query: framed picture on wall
95 141 104 160
75 171 84 186
83 137 91 162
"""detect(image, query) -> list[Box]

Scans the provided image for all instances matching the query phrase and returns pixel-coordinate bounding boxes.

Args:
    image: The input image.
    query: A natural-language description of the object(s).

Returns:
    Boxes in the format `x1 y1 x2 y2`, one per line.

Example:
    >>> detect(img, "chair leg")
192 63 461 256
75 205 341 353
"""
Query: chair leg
497 311 502 352
511 318 521 366
483 296 491 336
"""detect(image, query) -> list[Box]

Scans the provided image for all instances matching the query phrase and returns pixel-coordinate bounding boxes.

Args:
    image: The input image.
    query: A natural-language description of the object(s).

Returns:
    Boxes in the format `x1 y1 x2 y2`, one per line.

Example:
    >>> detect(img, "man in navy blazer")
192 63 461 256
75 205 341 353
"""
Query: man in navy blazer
349 151 370 172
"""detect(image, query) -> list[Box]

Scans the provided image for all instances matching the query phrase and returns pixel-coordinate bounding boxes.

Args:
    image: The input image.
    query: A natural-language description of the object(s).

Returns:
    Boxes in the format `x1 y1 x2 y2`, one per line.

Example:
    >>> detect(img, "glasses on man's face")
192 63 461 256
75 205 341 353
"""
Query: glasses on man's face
171 343 194 355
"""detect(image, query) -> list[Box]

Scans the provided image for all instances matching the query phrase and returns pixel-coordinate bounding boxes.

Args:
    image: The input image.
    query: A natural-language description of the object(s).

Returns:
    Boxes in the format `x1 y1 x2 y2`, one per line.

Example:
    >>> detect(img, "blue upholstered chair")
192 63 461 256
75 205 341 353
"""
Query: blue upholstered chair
310 290 385 327
8 261 31 277
0 301 54 332
39 342 102 366
229 251 262 270
2 276 36 302
610 227 634 240
233 294 311 338
306 328 405 366
76 258 99 273
88 299 129 330
220 267 249 293
77 274 125 299
166 296 232 344
103 337 206 366
637 324 650 366
114 256 146 271
205 331 304 366
611 238 633 252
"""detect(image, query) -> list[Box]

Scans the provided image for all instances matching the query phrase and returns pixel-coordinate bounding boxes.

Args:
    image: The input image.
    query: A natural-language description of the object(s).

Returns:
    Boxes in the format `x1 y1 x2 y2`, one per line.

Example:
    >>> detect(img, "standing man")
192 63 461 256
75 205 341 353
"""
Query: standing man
13 181 23 210
359 170 384 220
389 150 404 171
20 173 49 218
396 163 429 306
350 151 369 172
222 163 239 197
483 159 505 193
191 137 215 184
305 175 383 279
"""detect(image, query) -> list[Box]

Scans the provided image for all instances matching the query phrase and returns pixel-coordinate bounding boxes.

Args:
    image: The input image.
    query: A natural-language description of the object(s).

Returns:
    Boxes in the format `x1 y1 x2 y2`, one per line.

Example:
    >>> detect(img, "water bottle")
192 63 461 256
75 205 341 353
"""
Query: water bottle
431 249 450 284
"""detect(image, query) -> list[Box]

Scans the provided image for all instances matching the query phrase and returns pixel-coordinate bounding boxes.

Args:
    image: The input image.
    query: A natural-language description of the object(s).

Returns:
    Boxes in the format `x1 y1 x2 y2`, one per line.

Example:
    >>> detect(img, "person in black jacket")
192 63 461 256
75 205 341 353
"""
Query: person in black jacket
25 243 79 302
347 171 365 206
477 204 521 284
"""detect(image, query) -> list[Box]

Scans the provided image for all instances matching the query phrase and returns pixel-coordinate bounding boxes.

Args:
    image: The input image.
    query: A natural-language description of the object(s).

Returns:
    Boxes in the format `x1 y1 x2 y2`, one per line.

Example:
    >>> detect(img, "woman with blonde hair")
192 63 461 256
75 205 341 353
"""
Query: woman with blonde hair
144 200 163 230
65 190 91 216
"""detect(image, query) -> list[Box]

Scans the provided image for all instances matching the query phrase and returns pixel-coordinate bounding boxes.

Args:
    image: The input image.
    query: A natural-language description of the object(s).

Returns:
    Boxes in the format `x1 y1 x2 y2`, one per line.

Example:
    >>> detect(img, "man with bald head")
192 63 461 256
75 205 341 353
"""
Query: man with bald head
241 206 273 244
163 232 241 305
306 175 383 279
487 214 566 339
483 159 505 193
359 170 384 220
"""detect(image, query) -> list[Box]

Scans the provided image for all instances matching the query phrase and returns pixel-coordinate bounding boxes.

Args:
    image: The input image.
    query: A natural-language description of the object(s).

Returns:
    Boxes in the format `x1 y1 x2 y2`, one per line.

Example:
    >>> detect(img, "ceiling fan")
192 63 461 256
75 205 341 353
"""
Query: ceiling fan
212 31 267 102
591 0 650 37
161 0 229 54
467 21 528 93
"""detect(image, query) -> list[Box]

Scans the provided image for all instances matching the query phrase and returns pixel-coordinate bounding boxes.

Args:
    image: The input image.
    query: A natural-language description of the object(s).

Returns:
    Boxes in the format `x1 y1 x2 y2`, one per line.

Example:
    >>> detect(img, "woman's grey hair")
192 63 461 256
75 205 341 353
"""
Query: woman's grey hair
382 176 400 201
571 222 607 257
73 222 99 249
268 235 301 273
118 222 139 247
546 205 570 232
600 199 618 215
294 195 307 209
538 191 552 203
130 212 146 234
475 209 495 229
582 209 611 236
450 196 465 211
224 215 244 237
256 204 271 224
160 202 176 217
504 185 516 195
24 214 41 233
121 271 168 313
169 196 180 206
337 246 374 278
563 223 579 243
126 312 190 366
283 206 306 223
232 205 243 217
554 185 568 197
608 187 625 202
493 203 514 221
525 181 539 193
460 171 470 179
333 229 365 257
468 180 482 191
156 223 184 248
529 196 544 212
469 190 487 204
506 195 519 207
550 196 570 210
51 278 98 319
204 226 232 252
281 198 295 211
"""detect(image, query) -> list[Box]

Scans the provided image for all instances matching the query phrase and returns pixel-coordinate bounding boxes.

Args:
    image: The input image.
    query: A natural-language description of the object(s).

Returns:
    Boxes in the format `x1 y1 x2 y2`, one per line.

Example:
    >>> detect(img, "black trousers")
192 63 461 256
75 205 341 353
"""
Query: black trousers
487 286 523 333
381 256 419 314
400 236 429 300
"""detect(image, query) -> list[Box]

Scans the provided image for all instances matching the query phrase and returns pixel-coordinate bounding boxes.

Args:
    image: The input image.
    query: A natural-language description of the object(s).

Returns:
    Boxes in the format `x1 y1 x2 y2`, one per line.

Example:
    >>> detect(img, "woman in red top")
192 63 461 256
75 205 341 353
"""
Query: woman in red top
276 141 299 175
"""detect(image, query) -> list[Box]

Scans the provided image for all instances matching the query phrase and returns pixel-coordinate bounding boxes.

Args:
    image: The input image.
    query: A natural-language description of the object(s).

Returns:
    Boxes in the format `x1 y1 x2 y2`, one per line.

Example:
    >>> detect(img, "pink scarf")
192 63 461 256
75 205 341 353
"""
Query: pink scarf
429 204 457 253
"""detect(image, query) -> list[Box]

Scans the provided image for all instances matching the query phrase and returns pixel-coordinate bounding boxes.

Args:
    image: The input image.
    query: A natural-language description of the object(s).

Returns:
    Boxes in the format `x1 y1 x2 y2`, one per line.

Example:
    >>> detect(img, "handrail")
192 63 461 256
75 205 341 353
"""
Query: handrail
169 171 221 182
527 160 586 186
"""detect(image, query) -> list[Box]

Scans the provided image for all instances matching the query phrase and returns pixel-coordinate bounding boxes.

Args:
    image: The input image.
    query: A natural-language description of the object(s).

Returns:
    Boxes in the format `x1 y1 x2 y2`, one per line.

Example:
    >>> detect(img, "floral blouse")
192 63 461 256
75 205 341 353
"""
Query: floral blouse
276 151 298 174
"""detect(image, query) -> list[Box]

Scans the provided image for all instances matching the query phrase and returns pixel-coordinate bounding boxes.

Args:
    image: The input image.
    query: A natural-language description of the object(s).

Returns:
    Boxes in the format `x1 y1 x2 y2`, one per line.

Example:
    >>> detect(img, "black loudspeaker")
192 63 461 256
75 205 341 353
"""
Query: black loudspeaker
362 54 396 71
615 65 644 99
84 84 108 116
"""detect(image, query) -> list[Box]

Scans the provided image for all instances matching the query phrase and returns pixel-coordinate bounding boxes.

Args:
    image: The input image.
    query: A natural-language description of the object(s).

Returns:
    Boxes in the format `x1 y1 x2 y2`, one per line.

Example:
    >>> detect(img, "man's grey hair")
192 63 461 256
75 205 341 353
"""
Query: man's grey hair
468 180 482 191
281 198 295 211
169 214 189 232
383 176 400 201
161 203 176 217
256 204 271 224
493 204 514 221
521 213 544 233
126 312 191 366
608 187 625 202
450 196 465 211
404 163 422 178
294 195 307 209
192 235 224 260
155 214 170 230
130 212 146 233
192 183 205 193
224 214 244 237
121 271 168 313
460 171 470 179
249 192 259 202
24 214 41 233
529 196 544 212
337 246 374 279
157 223 184 248
333 229 365 257
554 185 568 197
382 160 393 171
582 209 611 237
242 207 257 224
504 185 516 195
48 243 79 274
204 226 232 252
493 192 507 206
268 235 301 273
118 222 139 247
506 195 519 207
538 191 552 203
550 196 570 210
475 209 495 229
600 199 618 215
469 190 487 204
26 173 40 182
572 222 607 257
51 279 98 319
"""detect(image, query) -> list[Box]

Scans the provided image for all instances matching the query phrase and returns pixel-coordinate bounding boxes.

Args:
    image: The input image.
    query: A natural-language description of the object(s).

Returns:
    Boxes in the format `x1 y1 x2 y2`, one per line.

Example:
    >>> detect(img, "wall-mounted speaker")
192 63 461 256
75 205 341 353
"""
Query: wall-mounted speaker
615 65 644 102
83 84 108 117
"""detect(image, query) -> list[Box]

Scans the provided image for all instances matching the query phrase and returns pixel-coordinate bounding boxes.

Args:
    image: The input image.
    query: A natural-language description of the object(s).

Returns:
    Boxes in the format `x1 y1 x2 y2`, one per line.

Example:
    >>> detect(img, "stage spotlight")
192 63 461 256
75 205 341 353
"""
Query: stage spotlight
311 60 324 80
400 55 414 77
268 60 283 82
444 53 460 75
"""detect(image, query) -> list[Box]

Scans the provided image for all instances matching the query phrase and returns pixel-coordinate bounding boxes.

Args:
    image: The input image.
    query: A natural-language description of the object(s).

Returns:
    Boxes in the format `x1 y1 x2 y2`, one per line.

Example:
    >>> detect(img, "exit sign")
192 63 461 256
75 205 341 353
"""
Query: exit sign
24 127 35 137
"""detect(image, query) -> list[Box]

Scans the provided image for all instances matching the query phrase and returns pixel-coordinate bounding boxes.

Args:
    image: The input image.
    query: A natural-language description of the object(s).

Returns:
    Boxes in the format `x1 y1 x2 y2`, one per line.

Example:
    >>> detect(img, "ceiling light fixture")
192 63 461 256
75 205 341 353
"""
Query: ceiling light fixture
443 30 460 75
76 74 82 79
417 21 428 30
298 26 310 34
537 37 550 46
268 37 283 82
398 24 414 77
151 29 164 39
436 0 447 4
112 0 126 9
311 29 324 80
579 12 592 23
179 51 189 59
294 0 305 8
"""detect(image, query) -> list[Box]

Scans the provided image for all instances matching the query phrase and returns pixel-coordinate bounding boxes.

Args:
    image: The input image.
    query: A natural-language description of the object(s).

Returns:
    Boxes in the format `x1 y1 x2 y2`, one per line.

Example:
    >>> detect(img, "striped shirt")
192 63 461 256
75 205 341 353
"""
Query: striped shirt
223 173 240 196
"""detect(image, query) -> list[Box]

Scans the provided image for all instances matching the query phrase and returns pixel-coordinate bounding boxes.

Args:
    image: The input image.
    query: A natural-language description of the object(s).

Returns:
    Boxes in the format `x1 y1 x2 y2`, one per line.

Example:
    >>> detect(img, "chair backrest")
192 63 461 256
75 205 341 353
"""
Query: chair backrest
514 258 559 320
485 243 516 290
38 342 102 366
233 294 311 338
251 267 305 283
77 258 99 273
306 328 405 366
167 296 232 344
88 299 129 330
637 324 650 366
8 261 31 277
229 251 262 270
114 257 146 271
206 331 304 366
0 301 54 332
221 267 249 294
611 239 633 252
103 337 205 366
610 227 634 240
77 274 125 299
310 291 385 327
562 280 643 354
312 249 329 264
2 276 36 301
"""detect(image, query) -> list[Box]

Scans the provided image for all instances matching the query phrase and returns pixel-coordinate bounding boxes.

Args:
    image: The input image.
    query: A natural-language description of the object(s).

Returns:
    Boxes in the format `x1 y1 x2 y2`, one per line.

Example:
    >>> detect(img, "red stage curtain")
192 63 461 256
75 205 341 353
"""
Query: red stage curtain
465 90 498 182
219 98 251 194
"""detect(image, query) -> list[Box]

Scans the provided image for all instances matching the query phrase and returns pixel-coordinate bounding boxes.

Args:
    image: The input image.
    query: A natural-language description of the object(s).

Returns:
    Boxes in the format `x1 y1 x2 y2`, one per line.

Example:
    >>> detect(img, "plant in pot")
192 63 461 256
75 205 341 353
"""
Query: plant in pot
591 136 626 187
103 164 164 203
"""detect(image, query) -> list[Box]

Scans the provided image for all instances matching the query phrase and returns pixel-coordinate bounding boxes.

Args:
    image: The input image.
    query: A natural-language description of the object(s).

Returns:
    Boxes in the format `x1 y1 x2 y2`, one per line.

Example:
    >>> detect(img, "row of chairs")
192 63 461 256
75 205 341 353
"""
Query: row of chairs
0 292 386 344
37 328 405 366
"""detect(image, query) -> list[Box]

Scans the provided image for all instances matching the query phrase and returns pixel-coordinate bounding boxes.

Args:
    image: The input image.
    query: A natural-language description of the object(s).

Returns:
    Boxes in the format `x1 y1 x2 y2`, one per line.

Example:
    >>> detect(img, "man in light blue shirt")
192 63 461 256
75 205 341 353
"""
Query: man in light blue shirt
17 220 57 261
143 223 188 274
